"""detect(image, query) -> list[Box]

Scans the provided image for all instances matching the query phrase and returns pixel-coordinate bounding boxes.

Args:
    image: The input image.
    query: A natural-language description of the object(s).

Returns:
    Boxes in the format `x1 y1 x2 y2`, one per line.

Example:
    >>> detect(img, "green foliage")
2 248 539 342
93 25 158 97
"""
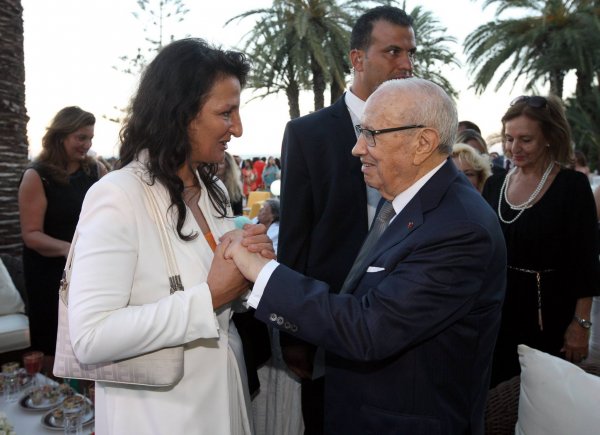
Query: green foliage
408 5 460 99
465 0 600 97
228 0 379 118
465 0 600 166
566 88 600 169
229 0 461 118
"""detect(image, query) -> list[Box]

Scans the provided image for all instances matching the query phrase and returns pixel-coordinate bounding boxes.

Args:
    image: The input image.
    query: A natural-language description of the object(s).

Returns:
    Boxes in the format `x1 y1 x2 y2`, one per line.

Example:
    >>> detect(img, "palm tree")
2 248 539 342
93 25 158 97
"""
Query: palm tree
229 0 461 118
228 0 389 118
227 1 310 118
408 5 459 98
566 88 600 168
0 0 29 256
464 0 600 98
465 0 600 168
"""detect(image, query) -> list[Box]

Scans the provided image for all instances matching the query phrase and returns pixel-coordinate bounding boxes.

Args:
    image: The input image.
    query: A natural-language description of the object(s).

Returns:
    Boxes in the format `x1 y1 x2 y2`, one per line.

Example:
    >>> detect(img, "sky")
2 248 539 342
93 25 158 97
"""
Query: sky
21 0 559 159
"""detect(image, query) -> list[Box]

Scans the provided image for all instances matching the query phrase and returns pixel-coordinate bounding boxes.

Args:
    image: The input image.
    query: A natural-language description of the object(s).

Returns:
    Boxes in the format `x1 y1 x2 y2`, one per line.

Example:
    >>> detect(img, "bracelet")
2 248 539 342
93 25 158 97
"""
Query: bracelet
573 315 592 329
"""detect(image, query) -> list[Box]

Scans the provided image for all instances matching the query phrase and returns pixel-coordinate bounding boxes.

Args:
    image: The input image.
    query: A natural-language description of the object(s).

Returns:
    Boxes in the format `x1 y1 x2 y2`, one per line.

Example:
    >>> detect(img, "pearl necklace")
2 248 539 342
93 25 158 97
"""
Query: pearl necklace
498 161 555 224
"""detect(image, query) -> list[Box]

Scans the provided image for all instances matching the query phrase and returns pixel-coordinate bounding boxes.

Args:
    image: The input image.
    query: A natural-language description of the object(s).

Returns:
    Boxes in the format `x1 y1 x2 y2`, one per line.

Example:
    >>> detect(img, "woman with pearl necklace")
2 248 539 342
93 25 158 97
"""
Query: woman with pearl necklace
482 95 600 387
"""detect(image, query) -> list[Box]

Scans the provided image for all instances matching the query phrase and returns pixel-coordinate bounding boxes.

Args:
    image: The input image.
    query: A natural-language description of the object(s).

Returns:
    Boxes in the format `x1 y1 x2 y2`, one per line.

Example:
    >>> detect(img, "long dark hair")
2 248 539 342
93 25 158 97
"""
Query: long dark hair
36 106 96 184
119 38 250 240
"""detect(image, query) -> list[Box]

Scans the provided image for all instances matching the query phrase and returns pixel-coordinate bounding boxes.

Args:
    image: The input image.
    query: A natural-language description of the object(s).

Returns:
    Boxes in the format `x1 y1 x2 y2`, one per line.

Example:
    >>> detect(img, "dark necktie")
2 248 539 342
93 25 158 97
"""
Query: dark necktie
339 201 396 294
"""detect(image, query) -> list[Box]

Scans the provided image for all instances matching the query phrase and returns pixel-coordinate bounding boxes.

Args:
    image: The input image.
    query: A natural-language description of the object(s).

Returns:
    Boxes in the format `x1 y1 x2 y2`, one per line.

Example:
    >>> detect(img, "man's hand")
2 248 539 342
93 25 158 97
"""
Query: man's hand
241 223 276 259
207 242 250 309
220 234 270 282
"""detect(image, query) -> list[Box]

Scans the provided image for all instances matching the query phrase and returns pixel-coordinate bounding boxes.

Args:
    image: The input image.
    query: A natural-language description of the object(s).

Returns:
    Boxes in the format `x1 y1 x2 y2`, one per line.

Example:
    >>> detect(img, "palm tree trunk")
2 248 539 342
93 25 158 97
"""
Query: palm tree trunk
0 0 29 256
548 69 565 99
311 55 325 111
286 80 300 119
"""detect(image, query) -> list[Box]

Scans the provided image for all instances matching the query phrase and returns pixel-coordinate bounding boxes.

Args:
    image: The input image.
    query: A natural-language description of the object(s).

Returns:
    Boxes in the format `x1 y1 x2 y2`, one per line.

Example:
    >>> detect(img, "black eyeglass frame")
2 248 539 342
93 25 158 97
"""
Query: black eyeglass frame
510 95 547 108
355 124 426 147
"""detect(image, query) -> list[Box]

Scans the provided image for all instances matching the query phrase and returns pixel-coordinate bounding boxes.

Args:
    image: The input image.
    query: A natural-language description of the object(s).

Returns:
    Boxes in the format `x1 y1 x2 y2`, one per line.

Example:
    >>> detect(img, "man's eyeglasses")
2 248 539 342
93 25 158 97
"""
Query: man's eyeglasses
510 95 547 108
355 124 425 147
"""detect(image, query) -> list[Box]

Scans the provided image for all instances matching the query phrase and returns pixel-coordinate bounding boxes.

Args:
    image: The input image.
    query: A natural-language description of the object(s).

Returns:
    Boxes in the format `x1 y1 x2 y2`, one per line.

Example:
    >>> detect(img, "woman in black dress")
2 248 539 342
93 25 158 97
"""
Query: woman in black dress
18 106 106 357
482 95 600 387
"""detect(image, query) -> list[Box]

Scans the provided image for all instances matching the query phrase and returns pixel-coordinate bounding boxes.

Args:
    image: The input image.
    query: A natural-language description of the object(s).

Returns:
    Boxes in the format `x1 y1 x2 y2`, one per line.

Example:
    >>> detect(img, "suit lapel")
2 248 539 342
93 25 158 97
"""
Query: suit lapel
330 94 361 167
362 159 460 269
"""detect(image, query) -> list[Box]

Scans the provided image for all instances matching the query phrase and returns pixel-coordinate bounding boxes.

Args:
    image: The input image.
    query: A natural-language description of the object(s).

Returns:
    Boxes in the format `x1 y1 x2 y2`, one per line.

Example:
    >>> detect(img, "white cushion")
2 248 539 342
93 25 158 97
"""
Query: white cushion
0 259 25 316
0 313 30 352
515 344 600 435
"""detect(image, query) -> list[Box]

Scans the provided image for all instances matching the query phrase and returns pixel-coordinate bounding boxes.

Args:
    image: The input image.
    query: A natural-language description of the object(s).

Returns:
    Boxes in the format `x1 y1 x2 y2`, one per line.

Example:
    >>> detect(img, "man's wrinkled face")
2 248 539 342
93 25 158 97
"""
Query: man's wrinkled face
352 92 421 200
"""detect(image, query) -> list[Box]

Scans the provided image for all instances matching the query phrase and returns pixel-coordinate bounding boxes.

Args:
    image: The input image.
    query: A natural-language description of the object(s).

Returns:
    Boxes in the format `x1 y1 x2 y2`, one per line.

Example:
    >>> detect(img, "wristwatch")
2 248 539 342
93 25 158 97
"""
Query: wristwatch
573 315 593 329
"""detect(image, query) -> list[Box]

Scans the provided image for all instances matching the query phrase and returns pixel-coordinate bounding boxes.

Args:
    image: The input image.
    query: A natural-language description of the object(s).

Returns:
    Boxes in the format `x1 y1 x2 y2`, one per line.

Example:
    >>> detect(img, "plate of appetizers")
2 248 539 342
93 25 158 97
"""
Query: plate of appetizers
19 384 73 411
41 396 94 431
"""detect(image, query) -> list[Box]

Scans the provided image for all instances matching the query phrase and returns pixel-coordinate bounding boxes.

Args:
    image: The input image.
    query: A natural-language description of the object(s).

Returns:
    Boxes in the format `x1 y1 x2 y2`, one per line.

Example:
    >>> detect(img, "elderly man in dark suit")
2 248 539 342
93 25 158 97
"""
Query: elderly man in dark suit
277 6 416 431
216 78 507 435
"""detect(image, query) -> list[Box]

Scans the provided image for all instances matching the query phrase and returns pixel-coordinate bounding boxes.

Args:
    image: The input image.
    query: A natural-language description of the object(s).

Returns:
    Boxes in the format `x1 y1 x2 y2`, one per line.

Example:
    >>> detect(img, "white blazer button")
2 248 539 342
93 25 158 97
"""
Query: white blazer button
269 313 277 322
276 316 284 325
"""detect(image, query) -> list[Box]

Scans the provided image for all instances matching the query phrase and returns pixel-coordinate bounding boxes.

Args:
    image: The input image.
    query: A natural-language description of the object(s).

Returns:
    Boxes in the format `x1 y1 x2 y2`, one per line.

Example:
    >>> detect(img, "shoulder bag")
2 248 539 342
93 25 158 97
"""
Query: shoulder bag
53 179 185 387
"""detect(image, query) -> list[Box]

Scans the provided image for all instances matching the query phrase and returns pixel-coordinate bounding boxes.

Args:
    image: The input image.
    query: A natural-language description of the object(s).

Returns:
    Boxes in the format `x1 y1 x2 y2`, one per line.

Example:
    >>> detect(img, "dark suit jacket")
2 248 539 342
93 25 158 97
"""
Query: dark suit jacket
255 160 507 435
278 94 368 293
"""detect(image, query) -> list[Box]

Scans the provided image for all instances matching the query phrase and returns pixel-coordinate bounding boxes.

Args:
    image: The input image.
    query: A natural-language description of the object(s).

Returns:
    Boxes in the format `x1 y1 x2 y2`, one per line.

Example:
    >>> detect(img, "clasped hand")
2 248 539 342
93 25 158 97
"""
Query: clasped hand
207 224 274 309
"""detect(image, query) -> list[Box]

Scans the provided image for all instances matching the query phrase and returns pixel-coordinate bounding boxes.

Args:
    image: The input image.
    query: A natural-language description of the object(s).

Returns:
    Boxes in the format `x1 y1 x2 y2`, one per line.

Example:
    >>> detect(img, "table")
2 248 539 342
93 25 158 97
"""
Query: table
0 375 93 434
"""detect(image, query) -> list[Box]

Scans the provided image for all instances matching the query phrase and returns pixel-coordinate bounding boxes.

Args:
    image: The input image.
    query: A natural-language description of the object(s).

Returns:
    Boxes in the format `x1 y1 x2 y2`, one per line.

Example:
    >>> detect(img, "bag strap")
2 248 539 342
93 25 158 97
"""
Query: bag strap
140 180 184 294
60 176 185 306
59 232 78 305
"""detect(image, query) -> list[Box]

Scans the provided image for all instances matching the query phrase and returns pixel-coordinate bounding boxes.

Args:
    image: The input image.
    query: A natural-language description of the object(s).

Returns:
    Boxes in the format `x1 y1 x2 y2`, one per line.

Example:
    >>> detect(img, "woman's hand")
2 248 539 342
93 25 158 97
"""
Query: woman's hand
241 223 276 259
207 242 250 310
561 320 590 363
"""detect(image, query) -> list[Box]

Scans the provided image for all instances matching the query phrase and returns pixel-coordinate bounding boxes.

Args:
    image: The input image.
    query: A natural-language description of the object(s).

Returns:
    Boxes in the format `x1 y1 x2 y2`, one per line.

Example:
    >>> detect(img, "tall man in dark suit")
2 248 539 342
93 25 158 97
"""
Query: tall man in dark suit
217 78 507 435
277 7 416 431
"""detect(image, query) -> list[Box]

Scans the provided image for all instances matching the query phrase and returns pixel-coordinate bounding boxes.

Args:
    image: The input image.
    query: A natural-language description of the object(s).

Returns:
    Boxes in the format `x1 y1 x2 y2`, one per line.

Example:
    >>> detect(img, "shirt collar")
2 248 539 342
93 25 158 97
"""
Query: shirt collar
345 88 366 120
391 160 446 218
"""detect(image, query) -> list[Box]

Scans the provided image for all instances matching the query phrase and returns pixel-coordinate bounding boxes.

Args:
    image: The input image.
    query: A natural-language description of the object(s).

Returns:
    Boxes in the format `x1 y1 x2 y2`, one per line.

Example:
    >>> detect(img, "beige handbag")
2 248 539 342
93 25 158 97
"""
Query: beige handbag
53 179 185 387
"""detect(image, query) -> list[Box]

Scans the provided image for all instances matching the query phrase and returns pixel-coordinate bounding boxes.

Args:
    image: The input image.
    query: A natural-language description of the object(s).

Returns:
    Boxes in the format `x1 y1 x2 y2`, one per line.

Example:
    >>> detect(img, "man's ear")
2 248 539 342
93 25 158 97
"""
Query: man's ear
413 128 440 165
350 49 364 72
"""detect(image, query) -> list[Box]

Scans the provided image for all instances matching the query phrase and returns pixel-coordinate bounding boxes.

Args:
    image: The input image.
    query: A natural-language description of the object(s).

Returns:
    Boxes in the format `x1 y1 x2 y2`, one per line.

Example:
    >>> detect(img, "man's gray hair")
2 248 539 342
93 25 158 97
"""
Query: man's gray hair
378 78 457 154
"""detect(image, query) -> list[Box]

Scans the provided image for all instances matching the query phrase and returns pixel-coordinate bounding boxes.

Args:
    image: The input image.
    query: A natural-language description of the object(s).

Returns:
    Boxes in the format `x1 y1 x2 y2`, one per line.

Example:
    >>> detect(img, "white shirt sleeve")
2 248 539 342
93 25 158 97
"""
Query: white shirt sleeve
247 259 280 308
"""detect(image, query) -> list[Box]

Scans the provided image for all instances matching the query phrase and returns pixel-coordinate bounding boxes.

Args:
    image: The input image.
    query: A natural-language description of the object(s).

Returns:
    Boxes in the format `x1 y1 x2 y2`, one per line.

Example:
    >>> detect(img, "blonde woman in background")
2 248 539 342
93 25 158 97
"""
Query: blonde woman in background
452 143 492 192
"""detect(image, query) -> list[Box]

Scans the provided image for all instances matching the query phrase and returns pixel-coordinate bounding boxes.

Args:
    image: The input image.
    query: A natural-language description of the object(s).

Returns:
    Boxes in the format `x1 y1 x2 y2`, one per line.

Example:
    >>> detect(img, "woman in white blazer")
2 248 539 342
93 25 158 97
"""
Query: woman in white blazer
68 38 271 435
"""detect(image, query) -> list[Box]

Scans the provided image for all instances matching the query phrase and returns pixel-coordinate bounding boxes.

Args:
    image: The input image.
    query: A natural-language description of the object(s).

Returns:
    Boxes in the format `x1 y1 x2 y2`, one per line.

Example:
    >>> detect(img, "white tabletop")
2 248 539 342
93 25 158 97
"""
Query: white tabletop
0 376 93 434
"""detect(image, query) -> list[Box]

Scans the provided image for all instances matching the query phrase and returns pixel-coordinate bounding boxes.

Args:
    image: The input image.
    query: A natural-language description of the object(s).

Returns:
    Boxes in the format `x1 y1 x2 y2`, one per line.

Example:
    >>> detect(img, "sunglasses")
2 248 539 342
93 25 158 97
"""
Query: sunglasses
510 95 547 108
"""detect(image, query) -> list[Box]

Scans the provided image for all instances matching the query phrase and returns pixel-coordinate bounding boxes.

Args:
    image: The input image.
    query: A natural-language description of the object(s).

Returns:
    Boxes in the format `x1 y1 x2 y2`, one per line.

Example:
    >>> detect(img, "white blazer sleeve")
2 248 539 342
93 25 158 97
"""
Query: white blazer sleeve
68 177 220 365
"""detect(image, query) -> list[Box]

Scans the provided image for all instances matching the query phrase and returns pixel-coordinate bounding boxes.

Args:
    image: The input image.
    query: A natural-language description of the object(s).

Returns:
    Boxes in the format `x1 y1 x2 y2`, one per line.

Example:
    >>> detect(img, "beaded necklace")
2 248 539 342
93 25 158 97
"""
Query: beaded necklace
497 161 555 224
